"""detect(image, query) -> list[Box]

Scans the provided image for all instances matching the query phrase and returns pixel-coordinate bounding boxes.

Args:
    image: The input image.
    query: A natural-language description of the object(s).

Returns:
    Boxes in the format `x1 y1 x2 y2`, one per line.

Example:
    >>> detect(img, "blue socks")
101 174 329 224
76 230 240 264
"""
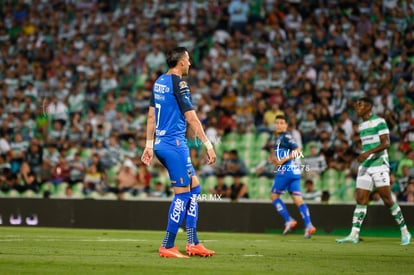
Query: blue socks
273 198 313 228
298 203 312 228
186 185 201 245
162 191 191 248
162 231 176 249
273 198 292 223
162 186 202 248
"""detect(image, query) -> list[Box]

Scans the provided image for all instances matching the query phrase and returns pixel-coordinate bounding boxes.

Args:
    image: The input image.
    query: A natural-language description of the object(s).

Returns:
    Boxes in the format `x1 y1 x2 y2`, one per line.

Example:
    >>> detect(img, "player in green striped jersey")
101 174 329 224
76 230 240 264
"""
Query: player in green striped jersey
336 97 411 245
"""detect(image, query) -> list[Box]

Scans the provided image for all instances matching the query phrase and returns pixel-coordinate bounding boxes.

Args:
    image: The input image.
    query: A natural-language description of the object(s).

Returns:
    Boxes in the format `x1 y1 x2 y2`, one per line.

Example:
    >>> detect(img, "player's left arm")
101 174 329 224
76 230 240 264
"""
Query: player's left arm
357 133 390 163
174 80 208 144
185 110 216 164
175 79 216 164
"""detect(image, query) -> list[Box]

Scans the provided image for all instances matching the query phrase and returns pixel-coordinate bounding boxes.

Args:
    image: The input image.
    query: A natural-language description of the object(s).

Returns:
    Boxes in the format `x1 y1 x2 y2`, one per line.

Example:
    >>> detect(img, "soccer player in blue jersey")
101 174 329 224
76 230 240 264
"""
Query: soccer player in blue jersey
269 115 316 238
141 47 217 258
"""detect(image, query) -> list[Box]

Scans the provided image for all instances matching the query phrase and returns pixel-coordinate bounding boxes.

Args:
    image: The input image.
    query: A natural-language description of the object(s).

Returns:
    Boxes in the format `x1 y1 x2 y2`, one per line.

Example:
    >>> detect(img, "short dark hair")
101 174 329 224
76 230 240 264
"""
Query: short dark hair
356 97 373 106
305 179 313 185
275 115 287 122
166 47 188 68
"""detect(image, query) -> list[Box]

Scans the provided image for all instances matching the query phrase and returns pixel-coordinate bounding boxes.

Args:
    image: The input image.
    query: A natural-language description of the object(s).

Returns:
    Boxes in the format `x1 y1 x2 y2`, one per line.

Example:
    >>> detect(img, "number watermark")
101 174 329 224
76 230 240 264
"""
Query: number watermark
275 164 310 172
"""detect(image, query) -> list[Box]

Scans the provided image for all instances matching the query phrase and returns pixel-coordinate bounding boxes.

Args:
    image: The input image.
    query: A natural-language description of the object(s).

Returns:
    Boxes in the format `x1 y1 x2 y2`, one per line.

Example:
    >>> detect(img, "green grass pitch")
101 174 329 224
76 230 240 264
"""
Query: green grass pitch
0 227 412 275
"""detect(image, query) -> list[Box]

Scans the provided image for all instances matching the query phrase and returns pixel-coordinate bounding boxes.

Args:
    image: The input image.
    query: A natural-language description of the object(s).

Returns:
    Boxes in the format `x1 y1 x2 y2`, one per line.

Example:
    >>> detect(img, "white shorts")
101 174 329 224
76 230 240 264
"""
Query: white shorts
356 164 390 191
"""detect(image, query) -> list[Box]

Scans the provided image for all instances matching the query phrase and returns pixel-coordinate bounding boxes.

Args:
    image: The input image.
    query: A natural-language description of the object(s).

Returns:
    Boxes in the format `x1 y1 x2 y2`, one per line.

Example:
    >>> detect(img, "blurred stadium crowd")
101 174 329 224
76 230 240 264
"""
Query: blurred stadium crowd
1 0 414 203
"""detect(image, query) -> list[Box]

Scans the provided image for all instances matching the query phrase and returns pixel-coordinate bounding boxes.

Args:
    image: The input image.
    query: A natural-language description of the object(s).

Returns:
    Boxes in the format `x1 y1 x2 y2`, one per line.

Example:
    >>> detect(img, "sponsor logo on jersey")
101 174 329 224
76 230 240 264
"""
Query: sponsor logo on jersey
154 94 165 100
156 129 166 136
179 81 188 89
154 83 170 93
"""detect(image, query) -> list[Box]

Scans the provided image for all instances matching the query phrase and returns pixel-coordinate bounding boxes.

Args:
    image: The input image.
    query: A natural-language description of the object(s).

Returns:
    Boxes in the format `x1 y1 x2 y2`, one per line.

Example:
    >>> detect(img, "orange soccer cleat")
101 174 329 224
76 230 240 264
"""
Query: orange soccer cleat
283 220 298 235
304 226 316 239
158 246 189 258
186 243 215 257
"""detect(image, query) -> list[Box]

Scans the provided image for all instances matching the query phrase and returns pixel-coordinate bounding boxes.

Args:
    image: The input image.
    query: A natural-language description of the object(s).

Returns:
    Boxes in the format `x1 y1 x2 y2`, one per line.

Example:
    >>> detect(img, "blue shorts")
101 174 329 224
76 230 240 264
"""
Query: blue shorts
271 171 302 196
155 145 195 187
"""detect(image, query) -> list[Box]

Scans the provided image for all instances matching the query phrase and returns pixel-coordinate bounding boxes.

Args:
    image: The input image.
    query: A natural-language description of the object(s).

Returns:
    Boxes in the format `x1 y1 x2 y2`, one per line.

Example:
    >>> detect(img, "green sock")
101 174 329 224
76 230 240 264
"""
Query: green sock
390 203 408 234
350 204 367 237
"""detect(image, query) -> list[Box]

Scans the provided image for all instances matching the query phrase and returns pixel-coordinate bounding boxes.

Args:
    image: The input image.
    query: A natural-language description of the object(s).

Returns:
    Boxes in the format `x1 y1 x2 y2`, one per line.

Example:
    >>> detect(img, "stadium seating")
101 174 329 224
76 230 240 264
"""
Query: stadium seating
0 1 409 205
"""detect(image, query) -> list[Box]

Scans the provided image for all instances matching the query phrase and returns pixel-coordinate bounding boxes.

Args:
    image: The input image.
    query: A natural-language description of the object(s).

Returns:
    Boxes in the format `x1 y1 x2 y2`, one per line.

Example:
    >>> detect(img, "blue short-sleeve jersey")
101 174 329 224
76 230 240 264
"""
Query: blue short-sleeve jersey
271 131 302 195
150 74 194 148
274 131 301 176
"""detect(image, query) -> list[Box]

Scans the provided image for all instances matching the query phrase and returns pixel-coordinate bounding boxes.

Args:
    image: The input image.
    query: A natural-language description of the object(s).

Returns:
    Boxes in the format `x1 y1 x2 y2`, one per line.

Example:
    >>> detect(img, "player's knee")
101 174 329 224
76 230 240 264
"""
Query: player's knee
173 185 191 194
355 195 369 205
383 199 394 208
270 193 279 201
355 189 370 205
379 194 394 207
190 185 201 195
191 176 199 187
292 195 304 206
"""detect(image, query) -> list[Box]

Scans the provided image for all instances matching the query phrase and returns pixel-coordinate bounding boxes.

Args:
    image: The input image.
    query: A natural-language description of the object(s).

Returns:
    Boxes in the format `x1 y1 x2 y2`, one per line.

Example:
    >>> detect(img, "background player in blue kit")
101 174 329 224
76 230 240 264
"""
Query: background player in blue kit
141 47 217 258
269 115 316 238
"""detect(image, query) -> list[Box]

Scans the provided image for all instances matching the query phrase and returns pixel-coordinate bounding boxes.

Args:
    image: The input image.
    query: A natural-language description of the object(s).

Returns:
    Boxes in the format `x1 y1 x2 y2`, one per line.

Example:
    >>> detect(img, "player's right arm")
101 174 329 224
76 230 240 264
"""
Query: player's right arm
141 105 156 166
185 110 217 165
